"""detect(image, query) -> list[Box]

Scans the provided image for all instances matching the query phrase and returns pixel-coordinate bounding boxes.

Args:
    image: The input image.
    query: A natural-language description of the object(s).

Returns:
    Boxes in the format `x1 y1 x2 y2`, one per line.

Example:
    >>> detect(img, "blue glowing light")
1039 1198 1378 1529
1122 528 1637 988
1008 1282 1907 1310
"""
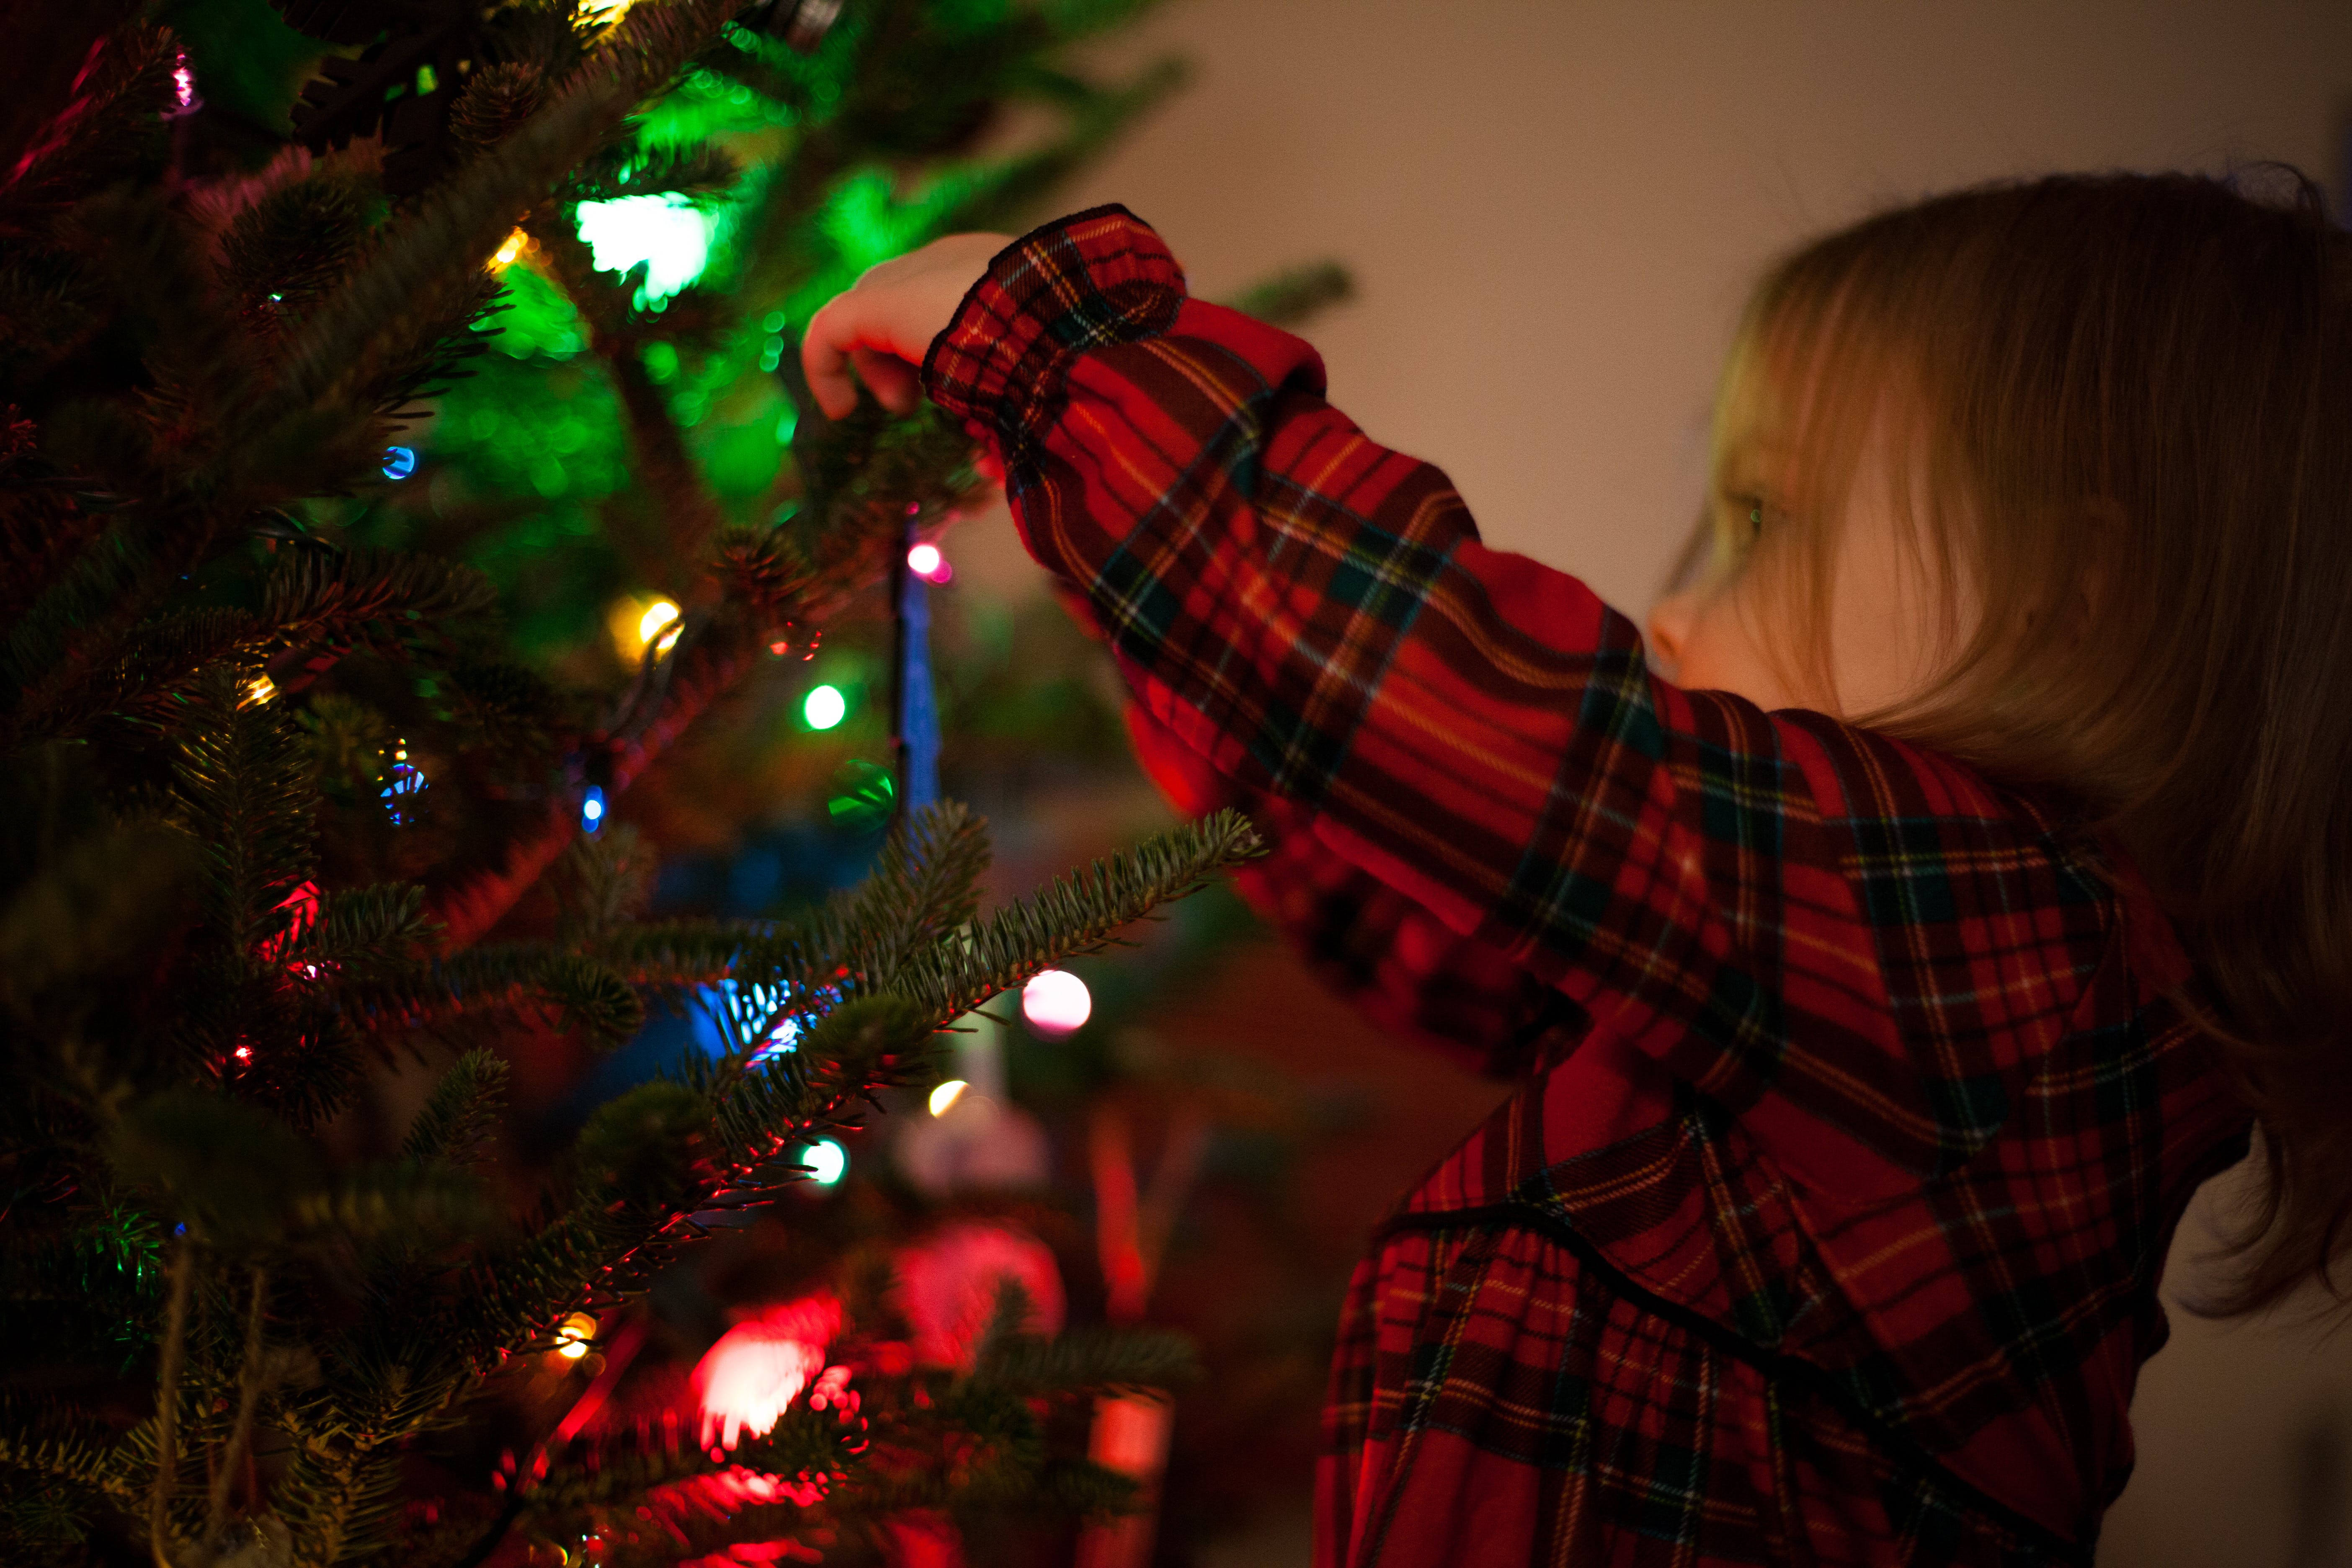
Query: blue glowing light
382 753 424 825
382 446 417 480
581 785 606 833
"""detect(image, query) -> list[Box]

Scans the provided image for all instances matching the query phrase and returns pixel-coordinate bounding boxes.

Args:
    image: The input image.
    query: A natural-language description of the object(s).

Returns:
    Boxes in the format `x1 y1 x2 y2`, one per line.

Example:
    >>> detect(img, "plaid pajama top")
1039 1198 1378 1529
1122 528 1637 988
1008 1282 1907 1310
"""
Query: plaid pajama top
922 206 2254 1567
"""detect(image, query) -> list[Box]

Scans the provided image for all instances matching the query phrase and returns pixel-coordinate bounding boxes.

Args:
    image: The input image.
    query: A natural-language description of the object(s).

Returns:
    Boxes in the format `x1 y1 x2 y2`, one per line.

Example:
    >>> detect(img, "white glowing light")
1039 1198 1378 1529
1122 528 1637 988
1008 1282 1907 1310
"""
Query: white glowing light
637 599 681 647
1021 969 1091 1036
908 542 941 575
927 1079 968 1117
802 1139 847 1185
575 196 713 304
802 684 846 730
554 1312 597 1360
694 1295 842 1451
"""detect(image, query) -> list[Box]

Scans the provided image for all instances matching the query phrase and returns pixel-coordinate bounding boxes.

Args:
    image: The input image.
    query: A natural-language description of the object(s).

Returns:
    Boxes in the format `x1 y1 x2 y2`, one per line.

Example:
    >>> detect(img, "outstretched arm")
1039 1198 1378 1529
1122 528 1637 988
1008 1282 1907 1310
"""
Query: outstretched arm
806 208 2114 1192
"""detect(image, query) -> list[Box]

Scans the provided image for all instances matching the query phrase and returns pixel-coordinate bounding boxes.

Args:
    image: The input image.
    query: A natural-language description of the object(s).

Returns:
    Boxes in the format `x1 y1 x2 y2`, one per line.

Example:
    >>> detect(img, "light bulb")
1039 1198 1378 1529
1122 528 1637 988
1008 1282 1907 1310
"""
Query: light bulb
801 1139 846 1185
928 1080 968 1117
1021 970 1092 1036
554 1312 597 1360
802 684 846 730
637 599 681 647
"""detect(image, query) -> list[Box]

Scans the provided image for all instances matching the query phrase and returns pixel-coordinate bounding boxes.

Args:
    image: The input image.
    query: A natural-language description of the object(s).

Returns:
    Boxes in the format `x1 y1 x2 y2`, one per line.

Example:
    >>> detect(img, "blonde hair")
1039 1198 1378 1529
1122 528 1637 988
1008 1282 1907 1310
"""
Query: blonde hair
1697 170 2352 1316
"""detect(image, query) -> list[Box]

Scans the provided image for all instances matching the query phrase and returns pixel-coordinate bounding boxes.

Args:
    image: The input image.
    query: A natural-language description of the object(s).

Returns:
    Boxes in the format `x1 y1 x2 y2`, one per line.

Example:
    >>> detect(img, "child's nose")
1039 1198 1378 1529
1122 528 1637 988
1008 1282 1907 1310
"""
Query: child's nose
1645 592 1696 679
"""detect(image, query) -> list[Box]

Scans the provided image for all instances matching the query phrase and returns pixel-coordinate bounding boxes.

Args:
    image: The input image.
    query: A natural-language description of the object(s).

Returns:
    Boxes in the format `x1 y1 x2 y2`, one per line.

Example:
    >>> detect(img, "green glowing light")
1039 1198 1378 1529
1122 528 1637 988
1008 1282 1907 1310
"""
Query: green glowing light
802 684 846 730
575 195 713 305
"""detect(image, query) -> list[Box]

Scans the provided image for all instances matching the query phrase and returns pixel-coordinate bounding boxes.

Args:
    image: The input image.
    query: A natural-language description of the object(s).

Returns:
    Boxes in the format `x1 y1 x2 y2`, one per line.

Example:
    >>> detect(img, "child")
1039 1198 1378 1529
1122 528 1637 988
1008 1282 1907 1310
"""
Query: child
803 173 2352 1565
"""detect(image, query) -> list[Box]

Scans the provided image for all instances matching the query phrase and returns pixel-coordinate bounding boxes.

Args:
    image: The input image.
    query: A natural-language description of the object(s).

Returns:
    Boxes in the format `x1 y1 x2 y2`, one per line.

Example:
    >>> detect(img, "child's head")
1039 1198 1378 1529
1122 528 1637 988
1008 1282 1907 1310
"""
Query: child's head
1653 170 2352 1313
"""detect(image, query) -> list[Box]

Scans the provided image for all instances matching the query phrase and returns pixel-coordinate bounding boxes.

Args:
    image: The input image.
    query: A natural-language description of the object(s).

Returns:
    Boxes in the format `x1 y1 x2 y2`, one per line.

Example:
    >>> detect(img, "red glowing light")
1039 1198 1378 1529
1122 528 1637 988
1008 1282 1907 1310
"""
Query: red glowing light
234 1046 252 1061
692 1294 843 1451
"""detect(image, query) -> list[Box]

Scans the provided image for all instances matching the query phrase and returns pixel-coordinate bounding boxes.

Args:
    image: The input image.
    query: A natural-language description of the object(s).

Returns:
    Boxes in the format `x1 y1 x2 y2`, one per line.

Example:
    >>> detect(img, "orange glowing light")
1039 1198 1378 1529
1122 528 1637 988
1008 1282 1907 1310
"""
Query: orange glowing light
553 1311 596 1360
693 1294 843 1451
492 229 529 268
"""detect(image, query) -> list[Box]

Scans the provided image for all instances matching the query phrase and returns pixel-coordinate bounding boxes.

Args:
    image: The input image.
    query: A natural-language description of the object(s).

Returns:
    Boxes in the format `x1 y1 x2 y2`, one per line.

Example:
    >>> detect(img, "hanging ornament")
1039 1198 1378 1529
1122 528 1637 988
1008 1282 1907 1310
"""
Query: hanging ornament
892 1222 1064 1372
893 513 940 816
736 0 843 50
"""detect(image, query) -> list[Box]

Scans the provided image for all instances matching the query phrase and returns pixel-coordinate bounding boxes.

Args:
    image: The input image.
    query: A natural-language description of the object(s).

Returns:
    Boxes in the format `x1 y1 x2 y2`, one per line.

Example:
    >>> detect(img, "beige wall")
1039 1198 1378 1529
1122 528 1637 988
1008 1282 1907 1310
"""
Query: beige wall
977 4 2352 1562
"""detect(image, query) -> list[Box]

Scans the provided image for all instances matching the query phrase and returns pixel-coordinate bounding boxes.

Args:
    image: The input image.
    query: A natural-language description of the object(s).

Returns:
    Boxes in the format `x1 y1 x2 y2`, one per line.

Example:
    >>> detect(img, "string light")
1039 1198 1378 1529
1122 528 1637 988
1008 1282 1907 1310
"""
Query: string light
800 1139 846 1185
382 446 416 480
244 675 277 705
927 1079 967 1117
554 1312 597 1360
580 785 606 833
575 196 712 307
493 229 529 267
905 542 951 584
1021 970 1091 1036
802 684 846 730
637 599 680 646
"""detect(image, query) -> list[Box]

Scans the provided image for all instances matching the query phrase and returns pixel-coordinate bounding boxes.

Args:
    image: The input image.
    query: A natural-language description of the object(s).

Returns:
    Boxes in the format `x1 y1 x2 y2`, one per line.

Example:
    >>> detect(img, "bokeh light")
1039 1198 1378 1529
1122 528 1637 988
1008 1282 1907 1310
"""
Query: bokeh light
906 542 951 583
575 195 713 305
1021 969 1092 1036
927 1079 968 1117
802 683 846 730
554 1311 597 1360
802 1139 846 1185
382 446 416 480
580 785 605 833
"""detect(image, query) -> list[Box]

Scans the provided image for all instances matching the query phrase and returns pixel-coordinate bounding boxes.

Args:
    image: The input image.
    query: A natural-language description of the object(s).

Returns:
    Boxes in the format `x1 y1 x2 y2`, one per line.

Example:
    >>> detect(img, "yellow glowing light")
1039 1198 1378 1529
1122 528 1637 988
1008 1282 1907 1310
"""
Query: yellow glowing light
245 675 277 705
492 228 529 268
554 1312 597 1360
608 596 683 663
638 599 681 647
928 1079 968 1117
578 0 635 22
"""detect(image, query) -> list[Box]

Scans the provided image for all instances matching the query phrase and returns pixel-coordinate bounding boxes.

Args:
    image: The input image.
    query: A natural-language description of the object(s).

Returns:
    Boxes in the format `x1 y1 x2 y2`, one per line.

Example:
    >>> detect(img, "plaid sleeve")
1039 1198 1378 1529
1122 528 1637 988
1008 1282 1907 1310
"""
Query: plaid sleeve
925 206 2115 1194
1125 701 1583 1081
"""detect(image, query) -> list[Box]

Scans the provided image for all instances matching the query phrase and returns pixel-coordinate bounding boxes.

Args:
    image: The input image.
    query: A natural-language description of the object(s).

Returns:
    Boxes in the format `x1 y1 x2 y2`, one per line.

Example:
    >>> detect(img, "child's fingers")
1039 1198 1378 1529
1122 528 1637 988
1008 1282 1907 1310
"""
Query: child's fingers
851 348 922 415
801 294 865 420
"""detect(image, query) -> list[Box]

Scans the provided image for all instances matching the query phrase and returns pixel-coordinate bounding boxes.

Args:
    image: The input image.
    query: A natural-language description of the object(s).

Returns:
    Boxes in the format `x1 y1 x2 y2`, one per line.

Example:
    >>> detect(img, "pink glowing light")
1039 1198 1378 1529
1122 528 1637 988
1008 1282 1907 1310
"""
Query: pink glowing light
1020 969 1091 1036
905 542 951 584
171 55 195 110
693 1294 843 1451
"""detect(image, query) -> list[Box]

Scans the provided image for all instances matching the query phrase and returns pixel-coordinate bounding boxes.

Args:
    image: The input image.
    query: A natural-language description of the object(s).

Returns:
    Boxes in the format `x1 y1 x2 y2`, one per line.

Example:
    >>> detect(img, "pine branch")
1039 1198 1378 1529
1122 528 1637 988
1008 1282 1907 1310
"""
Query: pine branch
972 1325 1200 1396
1221 260 1355 330
889 809 1264 1024
398 1050 510 1167
169 666 317 962
266 0 740 422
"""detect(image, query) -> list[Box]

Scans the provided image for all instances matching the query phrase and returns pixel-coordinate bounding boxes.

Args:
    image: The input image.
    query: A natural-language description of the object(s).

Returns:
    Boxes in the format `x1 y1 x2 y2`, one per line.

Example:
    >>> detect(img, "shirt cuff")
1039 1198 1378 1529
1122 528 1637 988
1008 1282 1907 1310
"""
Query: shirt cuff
920 204 1188 451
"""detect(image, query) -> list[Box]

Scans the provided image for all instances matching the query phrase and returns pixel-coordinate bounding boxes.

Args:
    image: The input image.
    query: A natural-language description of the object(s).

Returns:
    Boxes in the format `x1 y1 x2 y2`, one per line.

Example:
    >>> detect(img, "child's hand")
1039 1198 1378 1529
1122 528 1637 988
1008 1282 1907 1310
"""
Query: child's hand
801 232 1011 420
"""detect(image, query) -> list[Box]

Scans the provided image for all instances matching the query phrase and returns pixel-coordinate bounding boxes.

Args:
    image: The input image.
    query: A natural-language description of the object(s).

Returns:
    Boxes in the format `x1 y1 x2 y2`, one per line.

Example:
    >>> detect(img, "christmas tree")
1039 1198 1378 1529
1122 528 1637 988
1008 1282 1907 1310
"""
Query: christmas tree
0 1 1289 1562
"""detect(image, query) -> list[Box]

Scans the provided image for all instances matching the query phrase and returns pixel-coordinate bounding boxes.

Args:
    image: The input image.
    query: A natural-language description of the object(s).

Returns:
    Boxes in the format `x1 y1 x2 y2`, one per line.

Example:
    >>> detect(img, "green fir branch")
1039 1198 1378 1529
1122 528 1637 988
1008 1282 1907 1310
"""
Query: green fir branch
890 808 1264 1024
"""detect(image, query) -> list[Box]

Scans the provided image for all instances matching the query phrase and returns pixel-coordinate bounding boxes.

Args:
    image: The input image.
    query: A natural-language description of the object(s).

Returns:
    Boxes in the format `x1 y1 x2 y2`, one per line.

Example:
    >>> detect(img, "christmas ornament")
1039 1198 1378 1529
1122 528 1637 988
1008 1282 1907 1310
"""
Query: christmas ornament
892 1222 1064 1372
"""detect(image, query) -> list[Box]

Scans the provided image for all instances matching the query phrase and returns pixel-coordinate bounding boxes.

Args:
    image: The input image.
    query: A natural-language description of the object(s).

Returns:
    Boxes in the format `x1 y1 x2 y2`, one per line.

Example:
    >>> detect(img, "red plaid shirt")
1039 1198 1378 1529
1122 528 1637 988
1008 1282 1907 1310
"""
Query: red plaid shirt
923 207 2252 1567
